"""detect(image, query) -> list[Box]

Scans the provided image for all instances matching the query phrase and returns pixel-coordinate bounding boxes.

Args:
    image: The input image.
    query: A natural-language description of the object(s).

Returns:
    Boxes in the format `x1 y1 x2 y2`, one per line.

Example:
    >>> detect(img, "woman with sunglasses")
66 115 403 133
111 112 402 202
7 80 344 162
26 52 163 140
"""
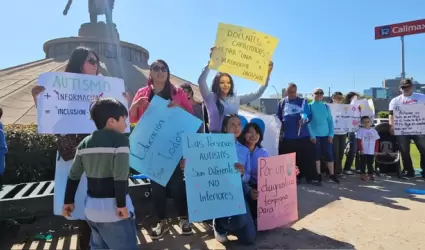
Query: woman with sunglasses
343 91 360 175
307 88 339 184
128 59 194 240
330 92 346 177
31 46 104 250
197 47 273 132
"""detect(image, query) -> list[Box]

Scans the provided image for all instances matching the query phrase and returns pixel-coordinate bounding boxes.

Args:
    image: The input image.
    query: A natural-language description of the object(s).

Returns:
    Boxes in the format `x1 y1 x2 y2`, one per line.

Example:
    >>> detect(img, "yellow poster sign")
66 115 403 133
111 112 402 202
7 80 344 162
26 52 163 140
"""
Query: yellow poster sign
209 23 279 85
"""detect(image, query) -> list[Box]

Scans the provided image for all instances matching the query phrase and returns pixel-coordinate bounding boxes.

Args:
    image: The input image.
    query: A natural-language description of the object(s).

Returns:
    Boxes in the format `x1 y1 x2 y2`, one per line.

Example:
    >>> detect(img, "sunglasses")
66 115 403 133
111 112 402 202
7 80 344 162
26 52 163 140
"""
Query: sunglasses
314 91 324 95
151 65 169 73
401 85 412 90
86 57 98 66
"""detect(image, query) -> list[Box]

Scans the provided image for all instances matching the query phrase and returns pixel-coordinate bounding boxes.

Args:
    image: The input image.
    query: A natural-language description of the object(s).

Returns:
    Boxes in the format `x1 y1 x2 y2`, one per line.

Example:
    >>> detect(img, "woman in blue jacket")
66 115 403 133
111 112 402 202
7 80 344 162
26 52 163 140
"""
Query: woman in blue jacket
307 88 339 184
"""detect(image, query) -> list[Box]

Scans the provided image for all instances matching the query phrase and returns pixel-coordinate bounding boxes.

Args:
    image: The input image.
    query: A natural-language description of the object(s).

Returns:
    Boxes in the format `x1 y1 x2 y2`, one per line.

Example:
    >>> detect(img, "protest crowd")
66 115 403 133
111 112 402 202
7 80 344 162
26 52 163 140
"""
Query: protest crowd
2 32 423 249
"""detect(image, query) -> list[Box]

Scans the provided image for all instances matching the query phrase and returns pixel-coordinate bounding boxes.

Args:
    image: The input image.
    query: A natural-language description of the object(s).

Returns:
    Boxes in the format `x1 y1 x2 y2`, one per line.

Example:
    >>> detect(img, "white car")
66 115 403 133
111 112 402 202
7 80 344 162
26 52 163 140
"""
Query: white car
374 118 389 125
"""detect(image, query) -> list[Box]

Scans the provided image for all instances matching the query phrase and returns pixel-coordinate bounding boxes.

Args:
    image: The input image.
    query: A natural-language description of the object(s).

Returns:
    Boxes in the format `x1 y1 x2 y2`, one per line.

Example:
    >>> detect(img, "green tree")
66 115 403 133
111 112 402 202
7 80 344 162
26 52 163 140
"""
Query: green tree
378 111 389 118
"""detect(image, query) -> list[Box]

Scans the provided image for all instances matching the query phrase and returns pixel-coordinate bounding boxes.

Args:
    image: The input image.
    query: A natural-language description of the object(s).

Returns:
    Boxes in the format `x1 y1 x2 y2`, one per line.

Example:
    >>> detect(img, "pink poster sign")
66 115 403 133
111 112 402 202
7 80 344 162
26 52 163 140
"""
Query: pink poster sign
257 153 298 231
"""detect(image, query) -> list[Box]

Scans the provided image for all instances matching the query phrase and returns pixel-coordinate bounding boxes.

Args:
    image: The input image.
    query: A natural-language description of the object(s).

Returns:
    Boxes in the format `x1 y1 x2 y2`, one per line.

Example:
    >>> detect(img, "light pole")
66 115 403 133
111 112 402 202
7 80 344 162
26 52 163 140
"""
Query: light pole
272 85 280 98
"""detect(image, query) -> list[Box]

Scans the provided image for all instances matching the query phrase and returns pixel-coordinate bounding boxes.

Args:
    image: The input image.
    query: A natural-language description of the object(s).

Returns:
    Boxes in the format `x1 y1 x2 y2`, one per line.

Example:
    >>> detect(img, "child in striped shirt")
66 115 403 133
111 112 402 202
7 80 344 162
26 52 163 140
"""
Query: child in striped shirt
63 98 138 250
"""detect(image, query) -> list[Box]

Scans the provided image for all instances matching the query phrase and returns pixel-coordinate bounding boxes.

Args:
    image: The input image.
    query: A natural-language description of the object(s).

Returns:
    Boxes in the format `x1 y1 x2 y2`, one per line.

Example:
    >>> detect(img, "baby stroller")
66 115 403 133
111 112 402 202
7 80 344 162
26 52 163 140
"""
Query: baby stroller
374 123 401 177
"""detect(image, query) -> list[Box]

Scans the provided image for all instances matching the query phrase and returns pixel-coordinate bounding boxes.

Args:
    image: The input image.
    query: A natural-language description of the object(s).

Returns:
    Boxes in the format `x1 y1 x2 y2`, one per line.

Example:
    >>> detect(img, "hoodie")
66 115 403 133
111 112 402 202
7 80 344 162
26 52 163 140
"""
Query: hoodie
248 147 268 184
129 84 193 125
307 101 334 139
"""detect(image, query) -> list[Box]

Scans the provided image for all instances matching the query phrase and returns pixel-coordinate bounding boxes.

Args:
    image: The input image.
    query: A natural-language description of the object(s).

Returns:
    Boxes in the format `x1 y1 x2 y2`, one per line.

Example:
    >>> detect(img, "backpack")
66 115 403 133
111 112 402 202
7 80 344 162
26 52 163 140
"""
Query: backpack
277 98 286 121
56 134 86 161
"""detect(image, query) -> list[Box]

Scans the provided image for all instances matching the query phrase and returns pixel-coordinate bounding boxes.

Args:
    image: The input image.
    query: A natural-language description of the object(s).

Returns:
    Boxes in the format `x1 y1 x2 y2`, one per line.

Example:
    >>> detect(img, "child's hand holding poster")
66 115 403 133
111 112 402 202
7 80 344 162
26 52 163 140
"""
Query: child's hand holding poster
182 133 246 222
257 153 298 231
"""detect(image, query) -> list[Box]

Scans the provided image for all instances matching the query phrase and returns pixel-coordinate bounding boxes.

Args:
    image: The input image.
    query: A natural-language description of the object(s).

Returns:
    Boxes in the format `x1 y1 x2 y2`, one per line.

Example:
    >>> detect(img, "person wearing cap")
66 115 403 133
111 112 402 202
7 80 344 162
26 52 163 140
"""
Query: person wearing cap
307 88 340 184
389 78 425 179
181 83 205 132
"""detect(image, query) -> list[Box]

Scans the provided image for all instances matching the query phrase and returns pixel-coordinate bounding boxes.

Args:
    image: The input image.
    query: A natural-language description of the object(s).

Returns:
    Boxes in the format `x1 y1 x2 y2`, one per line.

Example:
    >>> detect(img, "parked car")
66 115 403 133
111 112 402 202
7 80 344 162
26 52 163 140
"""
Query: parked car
374 118 389 125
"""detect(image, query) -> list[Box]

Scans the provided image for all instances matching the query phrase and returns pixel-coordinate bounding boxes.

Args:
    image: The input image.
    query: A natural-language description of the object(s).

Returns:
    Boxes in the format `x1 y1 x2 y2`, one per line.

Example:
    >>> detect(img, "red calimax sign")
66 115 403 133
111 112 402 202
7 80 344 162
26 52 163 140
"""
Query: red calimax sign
375 19 425 40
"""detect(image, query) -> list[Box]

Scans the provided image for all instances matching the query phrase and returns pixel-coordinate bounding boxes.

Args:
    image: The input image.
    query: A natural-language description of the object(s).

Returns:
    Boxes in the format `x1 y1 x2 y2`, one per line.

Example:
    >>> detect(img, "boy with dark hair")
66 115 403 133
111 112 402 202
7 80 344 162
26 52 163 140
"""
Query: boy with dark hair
63 98 138 250
0 108 7 188
356 116 380 181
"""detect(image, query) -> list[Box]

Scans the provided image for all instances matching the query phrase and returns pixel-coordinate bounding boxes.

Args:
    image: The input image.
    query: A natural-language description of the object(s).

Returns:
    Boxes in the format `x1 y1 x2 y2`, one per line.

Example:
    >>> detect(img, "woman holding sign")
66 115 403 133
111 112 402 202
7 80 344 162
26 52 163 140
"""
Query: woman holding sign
197 48 273 133
128 59 194 239
31 46 103 250
330 92 347 177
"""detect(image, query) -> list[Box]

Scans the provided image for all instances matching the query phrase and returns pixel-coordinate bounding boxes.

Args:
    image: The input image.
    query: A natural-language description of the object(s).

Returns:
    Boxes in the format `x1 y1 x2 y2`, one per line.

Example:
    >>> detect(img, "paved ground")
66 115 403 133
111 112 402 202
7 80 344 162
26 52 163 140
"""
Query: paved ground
1 175 424 250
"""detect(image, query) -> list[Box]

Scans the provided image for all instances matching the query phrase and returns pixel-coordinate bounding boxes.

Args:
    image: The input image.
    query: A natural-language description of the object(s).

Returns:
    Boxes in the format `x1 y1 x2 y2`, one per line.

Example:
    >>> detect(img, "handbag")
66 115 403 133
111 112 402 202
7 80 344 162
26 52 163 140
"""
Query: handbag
56 134 87 161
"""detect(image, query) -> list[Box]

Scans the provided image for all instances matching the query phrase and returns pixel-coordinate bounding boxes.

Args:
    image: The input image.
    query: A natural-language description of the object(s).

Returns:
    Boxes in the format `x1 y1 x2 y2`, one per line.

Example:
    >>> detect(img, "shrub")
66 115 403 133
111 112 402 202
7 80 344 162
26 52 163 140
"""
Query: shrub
378 111 389 118
4 124 57 184
3 124 134 184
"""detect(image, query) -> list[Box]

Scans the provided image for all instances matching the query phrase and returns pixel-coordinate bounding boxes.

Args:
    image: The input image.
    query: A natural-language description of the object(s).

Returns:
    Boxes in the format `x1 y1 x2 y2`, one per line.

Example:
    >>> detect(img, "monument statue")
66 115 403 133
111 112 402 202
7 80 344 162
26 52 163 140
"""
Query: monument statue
63 0 115 24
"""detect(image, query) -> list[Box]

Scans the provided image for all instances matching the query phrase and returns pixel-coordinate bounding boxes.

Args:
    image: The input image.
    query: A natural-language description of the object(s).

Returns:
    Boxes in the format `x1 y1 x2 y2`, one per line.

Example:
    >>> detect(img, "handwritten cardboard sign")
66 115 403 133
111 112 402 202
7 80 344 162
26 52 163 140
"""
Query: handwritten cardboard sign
393 104 425 135
257 153 298 231
351 99 375 118
37 72 129 134
209 23 279 85
182 133 246 222
129 96 202 186
328 104 361 133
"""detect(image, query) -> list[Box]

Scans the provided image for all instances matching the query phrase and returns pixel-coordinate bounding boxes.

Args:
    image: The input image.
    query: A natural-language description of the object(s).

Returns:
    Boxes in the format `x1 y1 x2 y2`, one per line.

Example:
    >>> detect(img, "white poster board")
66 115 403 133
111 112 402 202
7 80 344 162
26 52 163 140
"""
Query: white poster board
238 110 281 156
393 104 425 135
37 72 129 134
351 99 375 118
53 153 87 220
328 104 361 133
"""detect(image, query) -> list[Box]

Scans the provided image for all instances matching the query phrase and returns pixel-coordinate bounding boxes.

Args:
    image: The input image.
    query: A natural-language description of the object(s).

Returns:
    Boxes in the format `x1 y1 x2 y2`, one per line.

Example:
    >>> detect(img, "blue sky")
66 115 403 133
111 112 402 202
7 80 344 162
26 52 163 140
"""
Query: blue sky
1 0 425 97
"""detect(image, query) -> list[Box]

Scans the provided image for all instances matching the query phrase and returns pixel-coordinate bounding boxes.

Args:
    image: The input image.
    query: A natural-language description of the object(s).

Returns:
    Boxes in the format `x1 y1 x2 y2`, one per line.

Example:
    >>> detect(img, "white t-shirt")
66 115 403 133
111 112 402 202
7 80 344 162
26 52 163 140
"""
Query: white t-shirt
389 93 425 111
356 128 380 155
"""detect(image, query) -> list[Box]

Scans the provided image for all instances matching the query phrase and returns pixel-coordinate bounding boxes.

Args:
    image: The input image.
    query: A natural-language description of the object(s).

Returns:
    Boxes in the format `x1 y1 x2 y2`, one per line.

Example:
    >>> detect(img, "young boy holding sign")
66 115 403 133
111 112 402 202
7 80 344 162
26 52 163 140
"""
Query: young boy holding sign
62 98 138 250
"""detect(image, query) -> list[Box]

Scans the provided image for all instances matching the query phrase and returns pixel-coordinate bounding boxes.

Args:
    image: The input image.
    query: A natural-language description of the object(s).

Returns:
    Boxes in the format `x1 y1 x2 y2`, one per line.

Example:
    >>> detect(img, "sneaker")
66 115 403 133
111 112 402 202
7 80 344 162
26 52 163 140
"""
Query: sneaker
150 220 169 240
179 218 193 235
317 174 323 183
368 174 375 181
355 169 361 174
329 175 340 184
343 170 354 175
214 230 228 243
360 174 368 181
338 173 346 179
401 173 415 180
307 180 322 186
375 168 381 177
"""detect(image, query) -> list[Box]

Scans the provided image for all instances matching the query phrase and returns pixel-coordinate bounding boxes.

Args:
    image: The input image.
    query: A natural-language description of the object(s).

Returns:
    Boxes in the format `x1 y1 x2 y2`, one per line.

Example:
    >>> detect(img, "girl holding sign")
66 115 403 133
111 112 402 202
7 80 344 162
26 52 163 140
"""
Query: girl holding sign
197 47 273 133
31 46 103 250
211 114 256 245
238 121 267 222
128 59 194 239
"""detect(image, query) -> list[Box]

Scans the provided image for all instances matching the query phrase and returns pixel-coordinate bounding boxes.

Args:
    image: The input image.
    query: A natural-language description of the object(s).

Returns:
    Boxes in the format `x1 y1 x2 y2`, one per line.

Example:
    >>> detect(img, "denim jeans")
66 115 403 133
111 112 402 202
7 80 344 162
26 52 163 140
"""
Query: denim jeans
86 215 139 250
333 134 347 174
344 132 360 171
213 201 256 245
397 135 425 176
